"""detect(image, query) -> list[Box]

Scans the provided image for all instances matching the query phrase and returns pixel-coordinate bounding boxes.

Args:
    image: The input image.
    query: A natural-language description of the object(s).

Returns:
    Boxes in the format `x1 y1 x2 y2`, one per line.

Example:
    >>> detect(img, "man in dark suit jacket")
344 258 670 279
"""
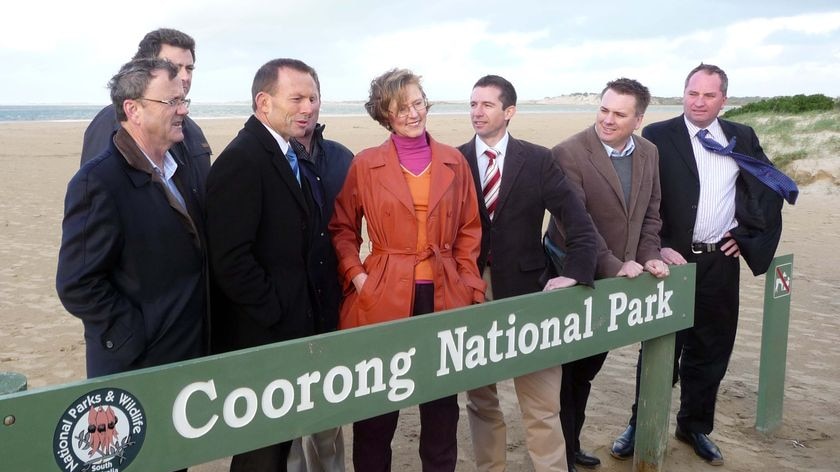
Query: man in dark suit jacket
610 64 785 466
459 74 597 472
547 78 669 471
205 58 320 471
80 28 211 186
287 116 353 470
57 58 207 380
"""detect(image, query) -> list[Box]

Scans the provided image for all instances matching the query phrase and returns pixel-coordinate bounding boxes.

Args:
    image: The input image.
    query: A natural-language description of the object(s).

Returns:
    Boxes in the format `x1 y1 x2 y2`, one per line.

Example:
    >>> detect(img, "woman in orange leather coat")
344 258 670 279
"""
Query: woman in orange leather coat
329 68 484 471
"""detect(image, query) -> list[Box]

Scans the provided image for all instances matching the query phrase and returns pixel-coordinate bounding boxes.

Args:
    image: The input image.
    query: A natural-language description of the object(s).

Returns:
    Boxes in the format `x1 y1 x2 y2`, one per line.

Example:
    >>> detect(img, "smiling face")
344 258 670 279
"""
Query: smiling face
683 71 727 129
470 85 515 147
387 83 427 138
256 66 319 141
595 88 643 151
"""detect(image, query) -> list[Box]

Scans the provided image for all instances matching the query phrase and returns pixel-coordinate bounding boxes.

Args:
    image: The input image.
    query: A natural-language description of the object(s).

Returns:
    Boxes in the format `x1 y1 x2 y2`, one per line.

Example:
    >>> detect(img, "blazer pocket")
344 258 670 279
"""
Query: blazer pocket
101 314 146 367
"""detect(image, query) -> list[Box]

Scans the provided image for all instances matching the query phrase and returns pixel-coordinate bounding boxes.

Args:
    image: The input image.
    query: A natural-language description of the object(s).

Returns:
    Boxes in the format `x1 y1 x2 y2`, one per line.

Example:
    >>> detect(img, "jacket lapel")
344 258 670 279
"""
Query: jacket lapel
669 115 699 180
245 116 310 216
461 138 491 227
584 126 627 214
114 127 200 245
370 137 416 215
495 136 526 218
427 136 456 214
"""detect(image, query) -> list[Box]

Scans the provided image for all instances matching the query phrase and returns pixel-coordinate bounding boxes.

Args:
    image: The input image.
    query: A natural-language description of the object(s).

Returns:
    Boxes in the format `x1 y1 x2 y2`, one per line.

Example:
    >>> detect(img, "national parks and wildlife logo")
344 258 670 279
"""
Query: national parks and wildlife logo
53 388 146 471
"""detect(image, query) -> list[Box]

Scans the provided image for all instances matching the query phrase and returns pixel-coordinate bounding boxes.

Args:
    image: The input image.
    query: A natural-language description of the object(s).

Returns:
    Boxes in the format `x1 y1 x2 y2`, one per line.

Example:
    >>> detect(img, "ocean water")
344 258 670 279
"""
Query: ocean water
0 102 683 123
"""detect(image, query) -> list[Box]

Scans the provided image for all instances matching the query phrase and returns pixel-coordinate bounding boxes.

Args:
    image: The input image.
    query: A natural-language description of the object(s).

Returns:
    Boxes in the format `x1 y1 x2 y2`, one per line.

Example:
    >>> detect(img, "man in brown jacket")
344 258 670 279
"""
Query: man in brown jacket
546 78 669 471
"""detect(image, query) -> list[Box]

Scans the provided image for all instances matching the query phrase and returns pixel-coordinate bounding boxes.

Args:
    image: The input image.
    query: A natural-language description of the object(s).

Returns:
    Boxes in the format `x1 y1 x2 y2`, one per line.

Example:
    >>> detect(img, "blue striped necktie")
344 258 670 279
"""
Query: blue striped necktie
696 129 798 204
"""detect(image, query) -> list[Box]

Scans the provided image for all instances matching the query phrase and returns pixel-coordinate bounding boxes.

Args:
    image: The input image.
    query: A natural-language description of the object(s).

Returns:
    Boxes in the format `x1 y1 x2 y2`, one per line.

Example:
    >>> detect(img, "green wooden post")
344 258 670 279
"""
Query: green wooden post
634 333 676 472
756 254 793 433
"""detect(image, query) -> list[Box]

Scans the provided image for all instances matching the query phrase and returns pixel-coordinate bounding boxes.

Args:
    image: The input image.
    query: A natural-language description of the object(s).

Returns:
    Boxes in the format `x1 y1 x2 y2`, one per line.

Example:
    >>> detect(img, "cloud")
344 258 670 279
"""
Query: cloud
0 2 838 104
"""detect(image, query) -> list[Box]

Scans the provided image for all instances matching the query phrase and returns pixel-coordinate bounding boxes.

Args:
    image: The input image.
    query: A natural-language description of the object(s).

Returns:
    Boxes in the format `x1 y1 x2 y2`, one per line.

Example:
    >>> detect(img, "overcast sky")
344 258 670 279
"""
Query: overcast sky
1 0 838 104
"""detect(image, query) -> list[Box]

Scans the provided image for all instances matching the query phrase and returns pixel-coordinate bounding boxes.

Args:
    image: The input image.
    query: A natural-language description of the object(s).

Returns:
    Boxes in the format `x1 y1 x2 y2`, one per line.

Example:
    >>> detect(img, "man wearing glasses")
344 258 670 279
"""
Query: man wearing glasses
80 28 211 186
57 58 208 388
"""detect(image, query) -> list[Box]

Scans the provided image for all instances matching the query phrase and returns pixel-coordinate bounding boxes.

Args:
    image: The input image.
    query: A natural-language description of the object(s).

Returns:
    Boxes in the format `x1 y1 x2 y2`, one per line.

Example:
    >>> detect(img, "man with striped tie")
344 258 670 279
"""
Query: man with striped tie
458 74 597 472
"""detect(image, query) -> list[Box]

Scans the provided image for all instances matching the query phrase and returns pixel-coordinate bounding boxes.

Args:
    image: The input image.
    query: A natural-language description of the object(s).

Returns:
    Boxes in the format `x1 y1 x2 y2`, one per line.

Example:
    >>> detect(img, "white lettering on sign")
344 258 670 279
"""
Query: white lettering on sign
435 296 594 376
172 348 416 439
607 281 673 332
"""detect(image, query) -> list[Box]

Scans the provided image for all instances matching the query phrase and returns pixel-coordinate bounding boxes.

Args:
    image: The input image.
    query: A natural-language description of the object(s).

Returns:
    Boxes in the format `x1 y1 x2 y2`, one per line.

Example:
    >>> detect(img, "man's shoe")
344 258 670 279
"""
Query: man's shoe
609 424 635 460
574 449 601 468
675 425 724 466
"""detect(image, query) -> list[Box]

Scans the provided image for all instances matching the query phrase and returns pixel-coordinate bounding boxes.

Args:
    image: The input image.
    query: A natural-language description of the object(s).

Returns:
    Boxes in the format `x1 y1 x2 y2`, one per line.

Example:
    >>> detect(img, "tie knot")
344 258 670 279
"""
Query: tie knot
484 148 497 161
697 129 710 139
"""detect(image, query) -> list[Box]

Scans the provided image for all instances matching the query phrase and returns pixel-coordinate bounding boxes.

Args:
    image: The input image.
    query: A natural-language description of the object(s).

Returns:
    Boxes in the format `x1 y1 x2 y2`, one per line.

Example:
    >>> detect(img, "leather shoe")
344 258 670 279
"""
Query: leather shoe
574 449 601 468
609 424 635 460
675 425 724 466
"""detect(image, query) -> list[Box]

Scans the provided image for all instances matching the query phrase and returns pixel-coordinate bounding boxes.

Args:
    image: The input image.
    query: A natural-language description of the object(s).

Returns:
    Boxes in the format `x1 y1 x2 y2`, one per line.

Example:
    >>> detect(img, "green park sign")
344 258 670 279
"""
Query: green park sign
1 265 695 471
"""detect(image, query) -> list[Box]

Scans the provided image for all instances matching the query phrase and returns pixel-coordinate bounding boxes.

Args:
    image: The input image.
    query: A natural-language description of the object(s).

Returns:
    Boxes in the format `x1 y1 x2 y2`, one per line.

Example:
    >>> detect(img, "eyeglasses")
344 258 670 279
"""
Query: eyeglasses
138 97 191 110
393 99 428 118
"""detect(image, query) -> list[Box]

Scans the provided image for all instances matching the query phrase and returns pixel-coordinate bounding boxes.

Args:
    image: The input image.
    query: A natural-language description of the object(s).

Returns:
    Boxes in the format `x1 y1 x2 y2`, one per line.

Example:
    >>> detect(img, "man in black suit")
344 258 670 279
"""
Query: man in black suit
205 58 320 471
459 75 597 472
80 28 212 184
57 58 207 379
610 63 785 466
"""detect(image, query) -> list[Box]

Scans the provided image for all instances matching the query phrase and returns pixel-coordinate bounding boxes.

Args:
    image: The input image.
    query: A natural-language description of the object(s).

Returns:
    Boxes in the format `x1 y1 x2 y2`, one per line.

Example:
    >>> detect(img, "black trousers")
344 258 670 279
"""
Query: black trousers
352 284 459 472
229 440 291 472
628 250 740 434
560 351 608 469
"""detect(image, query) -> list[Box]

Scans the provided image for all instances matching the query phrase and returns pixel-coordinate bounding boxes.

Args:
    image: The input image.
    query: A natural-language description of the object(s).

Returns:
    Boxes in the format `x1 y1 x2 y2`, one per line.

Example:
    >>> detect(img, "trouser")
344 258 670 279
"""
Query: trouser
468 365 568 472
352 284 460 472
559 351 608 469
287 427 345 472
628 250 739 434
230 441 292 472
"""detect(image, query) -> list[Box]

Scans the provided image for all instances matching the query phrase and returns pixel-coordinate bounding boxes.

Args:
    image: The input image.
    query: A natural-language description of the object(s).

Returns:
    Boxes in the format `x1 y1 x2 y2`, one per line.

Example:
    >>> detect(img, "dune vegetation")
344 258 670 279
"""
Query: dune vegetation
723 95 840 186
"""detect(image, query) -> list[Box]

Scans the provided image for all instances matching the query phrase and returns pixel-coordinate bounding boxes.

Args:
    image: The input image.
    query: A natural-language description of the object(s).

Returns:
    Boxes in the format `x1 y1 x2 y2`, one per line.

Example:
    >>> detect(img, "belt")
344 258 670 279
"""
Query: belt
690 241 721 254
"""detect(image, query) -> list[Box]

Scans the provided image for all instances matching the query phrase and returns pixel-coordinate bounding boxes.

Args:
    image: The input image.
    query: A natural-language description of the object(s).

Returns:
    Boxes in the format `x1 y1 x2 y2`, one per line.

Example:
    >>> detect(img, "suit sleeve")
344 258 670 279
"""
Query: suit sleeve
328 158 366 288
205 149 282 327
552 144 621 278
453 159 486 303
542 150 597 286
56 171 146 362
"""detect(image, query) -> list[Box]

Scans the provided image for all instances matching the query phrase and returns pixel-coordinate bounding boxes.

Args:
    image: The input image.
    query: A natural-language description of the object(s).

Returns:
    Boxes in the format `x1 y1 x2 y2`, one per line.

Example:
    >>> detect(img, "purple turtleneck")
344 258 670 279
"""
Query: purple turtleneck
392 133 432 174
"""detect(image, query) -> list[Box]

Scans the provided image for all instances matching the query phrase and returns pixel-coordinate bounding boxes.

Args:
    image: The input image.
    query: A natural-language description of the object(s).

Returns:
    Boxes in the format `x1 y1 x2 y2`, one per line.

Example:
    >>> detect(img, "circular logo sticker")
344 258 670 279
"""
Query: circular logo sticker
53 388 146 472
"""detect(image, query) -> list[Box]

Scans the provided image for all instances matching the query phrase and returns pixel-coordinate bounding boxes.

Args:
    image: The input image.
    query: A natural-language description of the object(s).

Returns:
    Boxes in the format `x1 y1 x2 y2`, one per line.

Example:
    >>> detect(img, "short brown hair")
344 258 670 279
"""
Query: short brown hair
602 78 651 115
133 28 196 62
364 68 429 131
250 58 319 112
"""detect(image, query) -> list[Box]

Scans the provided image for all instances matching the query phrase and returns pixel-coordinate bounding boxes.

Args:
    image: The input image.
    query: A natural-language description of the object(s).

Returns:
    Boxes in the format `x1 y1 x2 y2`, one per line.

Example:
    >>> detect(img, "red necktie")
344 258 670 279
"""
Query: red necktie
483 148 501 219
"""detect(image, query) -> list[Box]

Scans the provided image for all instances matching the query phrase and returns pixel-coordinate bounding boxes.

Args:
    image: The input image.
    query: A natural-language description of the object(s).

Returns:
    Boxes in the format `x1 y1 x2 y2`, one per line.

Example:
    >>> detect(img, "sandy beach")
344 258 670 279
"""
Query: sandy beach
1 111 838 471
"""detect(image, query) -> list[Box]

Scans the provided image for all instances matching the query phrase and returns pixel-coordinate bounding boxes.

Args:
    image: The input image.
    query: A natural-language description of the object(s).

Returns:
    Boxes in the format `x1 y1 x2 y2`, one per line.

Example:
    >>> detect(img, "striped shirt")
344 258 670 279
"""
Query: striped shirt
684 116 739 244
